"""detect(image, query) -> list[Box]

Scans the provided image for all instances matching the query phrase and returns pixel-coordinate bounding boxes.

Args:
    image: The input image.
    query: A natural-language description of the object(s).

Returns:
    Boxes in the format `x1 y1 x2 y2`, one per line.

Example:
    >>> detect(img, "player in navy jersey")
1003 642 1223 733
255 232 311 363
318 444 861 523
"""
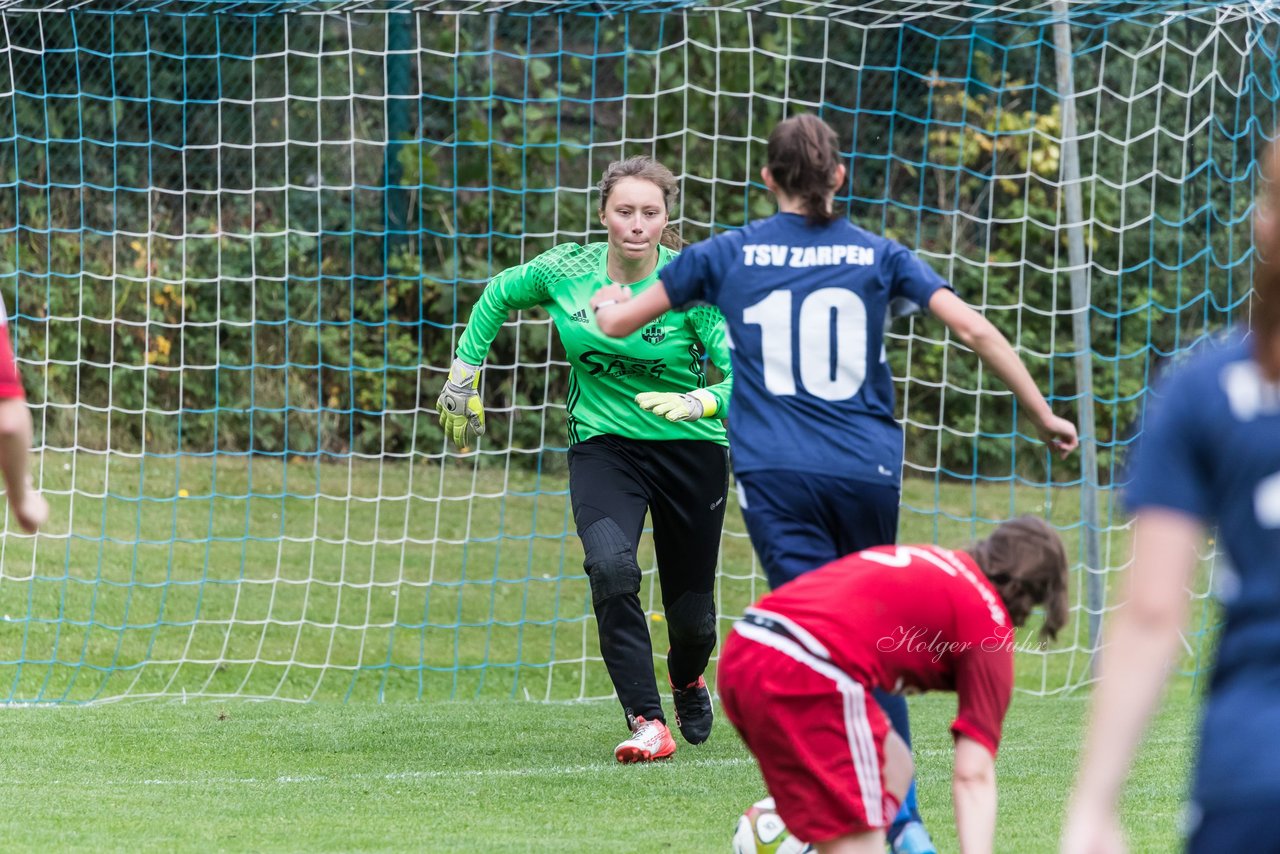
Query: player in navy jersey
594 114 1078 853
1062 142 1280 854
0 293 47 534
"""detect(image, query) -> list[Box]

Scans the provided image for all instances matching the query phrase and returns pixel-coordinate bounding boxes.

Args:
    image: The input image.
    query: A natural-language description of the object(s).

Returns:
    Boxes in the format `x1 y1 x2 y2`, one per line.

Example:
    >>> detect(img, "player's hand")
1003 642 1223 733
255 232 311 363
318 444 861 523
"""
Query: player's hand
1060 804 1126 854
1036 413 1079 459
436 359 485 449
635 389 717 422
12 478 48 533
589 284 633 313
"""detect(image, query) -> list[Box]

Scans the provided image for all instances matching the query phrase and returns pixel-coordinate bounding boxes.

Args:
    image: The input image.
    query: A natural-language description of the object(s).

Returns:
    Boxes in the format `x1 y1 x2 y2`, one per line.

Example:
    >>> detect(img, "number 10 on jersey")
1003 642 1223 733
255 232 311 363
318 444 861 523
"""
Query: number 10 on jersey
742 287 869 402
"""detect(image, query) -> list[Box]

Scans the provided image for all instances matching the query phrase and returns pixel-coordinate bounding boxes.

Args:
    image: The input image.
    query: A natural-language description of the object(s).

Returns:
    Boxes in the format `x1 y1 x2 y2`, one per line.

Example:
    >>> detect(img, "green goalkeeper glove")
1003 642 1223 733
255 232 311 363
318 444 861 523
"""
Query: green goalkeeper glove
436 358 485 448
634 389 718 423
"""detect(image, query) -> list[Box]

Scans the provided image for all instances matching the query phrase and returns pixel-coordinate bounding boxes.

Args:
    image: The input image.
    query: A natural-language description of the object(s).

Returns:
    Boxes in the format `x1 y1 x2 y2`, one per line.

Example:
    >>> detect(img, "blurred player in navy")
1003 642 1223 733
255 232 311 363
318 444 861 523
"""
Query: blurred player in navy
594 114 1077 853
0 293 47 534
1062 141 1280 853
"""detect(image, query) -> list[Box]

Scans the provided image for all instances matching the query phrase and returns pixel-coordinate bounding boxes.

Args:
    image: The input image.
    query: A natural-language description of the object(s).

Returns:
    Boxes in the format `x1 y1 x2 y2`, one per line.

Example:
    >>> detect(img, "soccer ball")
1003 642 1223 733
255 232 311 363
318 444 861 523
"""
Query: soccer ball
731 797 815 854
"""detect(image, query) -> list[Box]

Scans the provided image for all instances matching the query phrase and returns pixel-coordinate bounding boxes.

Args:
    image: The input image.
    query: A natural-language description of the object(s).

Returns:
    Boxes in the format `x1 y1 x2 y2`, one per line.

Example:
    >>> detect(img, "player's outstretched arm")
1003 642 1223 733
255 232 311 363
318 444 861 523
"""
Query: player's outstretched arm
436 260 554 451
591 281 672 338
952 735 996 854
928 288 1079 459
1061 509 1200 854
0 397 47 533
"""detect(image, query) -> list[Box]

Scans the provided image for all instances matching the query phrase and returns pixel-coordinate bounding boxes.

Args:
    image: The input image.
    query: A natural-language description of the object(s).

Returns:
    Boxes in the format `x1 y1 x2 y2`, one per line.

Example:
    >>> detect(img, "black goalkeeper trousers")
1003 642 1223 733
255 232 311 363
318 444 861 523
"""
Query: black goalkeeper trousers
568 434 729 728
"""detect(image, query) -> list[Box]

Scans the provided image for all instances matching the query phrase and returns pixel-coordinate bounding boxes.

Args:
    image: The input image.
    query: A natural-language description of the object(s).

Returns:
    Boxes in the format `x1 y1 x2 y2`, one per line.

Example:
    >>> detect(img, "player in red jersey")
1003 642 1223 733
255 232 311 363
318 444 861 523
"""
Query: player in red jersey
0 294 47 533
718 517 1068 854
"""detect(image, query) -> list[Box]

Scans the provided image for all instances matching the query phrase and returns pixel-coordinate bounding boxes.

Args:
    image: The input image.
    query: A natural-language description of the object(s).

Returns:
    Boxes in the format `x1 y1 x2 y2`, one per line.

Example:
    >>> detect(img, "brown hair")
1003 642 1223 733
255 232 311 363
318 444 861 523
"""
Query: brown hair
1254 272 1280 380
766 114 843 226
597 156 684 250
964 516 1069 642
1255 139 1280 379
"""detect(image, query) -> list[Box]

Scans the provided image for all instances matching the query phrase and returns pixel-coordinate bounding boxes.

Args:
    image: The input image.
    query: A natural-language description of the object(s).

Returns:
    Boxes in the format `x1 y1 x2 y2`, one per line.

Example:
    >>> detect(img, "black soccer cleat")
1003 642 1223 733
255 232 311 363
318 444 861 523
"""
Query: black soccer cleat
670 675 713 745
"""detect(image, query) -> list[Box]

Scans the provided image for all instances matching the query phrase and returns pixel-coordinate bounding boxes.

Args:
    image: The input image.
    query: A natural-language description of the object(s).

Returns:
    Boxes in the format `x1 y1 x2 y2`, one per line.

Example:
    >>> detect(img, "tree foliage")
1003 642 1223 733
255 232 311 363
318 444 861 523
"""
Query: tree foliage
0 8 1260 478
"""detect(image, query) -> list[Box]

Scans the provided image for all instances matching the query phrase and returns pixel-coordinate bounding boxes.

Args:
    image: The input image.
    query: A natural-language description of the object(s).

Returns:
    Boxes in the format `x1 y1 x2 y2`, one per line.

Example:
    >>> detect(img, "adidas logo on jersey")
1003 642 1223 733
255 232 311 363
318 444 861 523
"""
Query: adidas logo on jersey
570 309 589 323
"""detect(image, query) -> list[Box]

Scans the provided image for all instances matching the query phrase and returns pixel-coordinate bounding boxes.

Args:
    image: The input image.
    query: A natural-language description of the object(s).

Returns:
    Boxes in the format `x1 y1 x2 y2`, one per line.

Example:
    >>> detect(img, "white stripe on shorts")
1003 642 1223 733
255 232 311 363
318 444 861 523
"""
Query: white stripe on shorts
733 620 884 827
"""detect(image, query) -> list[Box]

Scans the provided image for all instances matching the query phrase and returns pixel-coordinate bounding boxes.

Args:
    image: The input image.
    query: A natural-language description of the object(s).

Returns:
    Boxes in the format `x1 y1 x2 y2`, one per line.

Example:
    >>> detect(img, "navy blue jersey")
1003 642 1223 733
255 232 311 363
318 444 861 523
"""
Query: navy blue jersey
1125 333 1280 807
660 213 949 486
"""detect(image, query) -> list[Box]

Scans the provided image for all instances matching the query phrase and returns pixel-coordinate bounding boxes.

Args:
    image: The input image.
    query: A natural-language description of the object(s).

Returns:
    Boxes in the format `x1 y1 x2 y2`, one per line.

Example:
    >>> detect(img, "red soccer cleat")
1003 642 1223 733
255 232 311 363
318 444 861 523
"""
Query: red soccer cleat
614 715 677 763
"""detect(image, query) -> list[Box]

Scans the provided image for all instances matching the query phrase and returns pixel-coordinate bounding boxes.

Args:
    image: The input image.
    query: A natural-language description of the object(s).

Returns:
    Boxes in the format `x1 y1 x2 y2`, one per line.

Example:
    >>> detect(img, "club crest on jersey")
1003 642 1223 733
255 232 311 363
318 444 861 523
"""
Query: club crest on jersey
641 319 667 344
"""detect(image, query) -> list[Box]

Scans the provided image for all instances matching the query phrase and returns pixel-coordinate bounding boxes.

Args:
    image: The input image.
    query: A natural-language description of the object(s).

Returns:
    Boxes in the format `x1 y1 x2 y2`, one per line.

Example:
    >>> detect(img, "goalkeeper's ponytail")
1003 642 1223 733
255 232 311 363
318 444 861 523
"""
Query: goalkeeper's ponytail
598 156 684 250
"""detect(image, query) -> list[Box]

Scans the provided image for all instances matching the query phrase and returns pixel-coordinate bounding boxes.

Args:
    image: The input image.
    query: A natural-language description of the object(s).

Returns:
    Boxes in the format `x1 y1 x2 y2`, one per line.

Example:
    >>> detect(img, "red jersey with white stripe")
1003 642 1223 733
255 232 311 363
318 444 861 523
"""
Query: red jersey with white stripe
0 295 23 400
750 544 1015 755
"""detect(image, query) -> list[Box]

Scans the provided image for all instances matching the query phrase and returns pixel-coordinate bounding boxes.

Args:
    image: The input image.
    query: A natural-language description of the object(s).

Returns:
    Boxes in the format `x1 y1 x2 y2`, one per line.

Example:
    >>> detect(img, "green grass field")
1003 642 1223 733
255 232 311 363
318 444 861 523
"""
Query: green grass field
0 690 1196 852
0 450 1208 850
1 451 1221 704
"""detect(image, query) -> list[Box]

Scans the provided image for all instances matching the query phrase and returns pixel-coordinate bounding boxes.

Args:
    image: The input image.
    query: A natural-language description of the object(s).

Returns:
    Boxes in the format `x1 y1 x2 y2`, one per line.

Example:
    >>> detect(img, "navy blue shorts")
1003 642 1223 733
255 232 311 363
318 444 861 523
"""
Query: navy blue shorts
735 469 900 590
1187 801 1280 853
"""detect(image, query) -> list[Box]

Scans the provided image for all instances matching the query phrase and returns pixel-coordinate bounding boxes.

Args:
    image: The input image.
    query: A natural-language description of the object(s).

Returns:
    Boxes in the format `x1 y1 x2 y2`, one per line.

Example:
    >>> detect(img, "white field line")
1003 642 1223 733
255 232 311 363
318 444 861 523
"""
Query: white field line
10 757 754 788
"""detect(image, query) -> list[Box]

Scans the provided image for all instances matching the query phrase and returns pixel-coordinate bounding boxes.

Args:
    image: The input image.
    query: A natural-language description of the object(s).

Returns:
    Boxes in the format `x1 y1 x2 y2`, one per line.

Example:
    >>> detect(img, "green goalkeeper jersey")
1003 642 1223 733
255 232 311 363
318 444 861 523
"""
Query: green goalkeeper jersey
455 242 732 446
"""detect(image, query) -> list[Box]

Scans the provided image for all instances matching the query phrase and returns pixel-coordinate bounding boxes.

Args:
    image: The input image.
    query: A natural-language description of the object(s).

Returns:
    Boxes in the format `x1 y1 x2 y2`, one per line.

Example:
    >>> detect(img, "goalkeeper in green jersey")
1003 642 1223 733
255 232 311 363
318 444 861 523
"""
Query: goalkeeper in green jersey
436 156 733 764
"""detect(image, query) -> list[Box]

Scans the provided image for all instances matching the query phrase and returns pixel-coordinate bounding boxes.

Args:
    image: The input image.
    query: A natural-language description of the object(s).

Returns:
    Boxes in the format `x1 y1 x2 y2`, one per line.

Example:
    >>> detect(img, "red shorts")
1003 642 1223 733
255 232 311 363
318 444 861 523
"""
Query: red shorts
718 615 897 844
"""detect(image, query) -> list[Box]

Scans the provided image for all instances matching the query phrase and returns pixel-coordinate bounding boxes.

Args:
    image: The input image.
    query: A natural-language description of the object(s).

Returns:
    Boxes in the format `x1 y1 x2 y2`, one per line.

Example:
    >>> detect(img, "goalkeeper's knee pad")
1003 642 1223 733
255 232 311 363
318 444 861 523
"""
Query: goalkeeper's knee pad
664 591 716 648
581 517 641 604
